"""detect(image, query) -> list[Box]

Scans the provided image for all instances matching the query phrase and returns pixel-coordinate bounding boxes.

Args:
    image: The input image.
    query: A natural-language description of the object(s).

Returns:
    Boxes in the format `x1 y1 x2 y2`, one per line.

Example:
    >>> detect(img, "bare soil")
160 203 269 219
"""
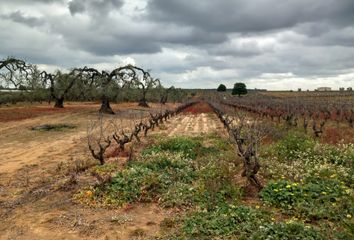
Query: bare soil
163 113 224 137
0 102 224 240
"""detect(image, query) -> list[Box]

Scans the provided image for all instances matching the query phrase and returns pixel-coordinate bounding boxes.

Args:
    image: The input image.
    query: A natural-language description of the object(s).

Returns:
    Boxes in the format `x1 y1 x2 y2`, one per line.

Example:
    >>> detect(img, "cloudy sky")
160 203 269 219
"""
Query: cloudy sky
1 0 354 90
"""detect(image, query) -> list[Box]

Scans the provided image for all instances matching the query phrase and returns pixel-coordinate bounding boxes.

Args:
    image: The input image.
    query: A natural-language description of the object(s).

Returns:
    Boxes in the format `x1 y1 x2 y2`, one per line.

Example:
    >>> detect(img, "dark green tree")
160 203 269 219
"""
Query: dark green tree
232 82 247 96
217 84 227 92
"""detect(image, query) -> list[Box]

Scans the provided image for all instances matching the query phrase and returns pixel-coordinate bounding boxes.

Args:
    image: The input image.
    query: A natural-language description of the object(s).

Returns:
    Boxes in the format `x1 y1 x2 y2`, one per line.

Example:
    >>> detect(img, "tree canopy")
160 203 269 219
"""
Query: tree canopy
232 83 247 96
217 84 227 92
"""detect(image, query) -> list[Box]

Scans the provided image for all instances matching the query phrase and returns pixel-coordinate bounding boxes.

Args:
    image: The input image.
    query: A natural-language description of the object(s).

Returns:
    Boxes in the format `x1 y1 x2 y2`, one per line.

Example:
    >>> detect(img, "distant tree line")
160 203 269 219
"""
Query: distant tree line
216 82 248 96
0 57 190 112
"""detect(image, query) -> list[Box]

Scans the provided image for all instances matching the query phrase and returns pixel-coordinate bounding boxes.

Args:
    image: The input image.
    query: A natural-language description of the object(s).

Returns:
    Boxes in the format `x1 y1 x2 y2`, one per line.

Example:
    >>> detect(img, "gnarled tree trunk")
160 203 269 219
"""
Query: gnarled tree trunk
138 98 149 107
54 97 64 108
99 96 115 114
138 90 149 107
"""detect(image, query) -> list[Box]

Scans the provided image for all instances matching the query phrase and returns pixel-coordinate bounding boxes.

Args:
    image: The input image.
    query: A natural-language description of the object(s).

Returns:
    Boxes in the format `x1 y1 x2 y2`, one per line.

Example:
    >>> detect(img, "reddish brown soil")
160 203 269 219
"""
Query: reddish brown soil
182 102 214 114
0 103 96 122
0 102 178 122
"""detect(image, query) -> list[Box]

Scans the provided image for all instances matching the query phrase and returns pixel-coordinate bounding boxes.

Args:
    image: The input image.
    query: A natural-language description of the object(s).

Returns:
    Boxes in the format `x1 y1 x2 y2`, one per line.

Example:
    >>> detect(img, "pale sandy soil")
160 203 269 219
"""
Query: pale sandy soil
163 113 224 137
0 102 223 240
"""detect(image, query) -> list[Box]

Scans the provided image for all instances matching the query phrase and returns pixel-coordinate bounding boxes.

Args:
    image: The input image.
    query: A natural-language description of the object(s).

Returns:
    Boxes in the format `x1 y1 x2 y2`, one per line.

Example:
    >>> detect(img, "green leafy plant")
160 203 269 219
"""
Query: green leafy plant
273 132 315 161
260 179 353 221
182 205 269 238
252 221 324 240
142 136 202 159
104 151 196 205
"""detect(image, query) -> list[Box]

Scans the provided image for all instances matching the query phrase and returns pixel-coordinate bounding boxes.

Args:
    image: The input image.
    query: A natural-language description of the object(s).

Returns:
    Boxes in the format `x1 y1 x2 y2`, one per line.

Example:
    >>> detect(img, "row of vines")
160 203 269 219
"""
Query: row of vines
87 101 198 165
221 93 353 140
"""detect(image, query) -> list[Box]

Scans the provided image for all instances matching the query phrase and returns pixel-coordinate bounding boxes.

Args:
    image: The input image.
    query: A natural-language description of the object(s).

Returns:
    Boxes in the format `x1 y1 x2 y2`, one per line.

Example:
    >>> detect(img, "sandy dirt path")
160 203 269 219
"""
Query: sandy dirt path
0 112 90 174
164 113 222 137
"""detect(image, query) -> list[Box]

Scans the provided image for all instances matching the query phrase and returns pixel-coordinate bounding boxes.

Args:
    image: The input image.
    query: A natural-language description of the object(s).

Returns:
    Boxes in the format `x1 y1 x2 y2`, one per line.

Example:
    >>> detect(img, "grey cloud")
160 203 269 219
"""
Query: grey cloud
7 0 64 3
207 38 275 57
50 19 162 55
323 28 354 47
0 20 67 66
68 0 124 16
294 22 332 38
77 35 162 55
294 23 354 47
147 0 354 33
68 1 85 15
1 11 44 27
50 15 228 56
158 27 228 46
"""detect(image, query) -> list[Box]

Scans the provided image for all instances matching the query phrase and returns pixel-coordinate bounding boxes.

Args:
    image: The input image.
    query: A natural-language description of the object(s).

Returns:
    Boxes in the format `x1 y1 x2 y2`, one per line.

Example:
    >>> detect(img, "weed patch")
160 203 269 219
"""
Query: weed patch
161 205 324 239
260 179 353 221
76 135 240 210
31 124 76 131
260 132 354 239
142 136 202 159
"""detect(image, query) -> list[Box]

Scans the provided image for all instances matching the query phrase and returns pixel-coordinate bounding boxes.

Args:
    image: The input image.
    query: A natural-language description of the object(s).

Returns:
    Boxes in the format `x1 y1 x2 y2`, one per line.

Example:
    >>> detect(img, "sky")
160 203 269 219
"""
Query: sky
1 0 354 90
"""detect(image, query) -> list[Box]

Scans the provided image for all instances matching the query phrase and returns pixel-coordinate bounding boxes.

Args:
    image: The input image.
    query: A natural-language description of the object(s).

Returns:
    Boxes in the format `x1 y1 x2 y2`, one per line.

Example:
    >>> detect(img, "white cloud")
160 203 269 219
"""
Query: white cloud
260 73 295 79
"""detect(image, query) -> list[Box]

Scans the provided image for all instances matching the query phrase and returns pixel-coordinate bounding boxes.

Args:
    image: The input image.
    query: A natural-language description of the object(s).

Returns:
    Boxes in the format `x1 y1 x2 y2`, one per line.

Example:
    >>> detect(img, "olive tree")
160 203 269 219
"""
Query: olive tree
68 67 101 101
0 57 34 89
97 65 138 114
130 67 160 107
40 69 85 108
